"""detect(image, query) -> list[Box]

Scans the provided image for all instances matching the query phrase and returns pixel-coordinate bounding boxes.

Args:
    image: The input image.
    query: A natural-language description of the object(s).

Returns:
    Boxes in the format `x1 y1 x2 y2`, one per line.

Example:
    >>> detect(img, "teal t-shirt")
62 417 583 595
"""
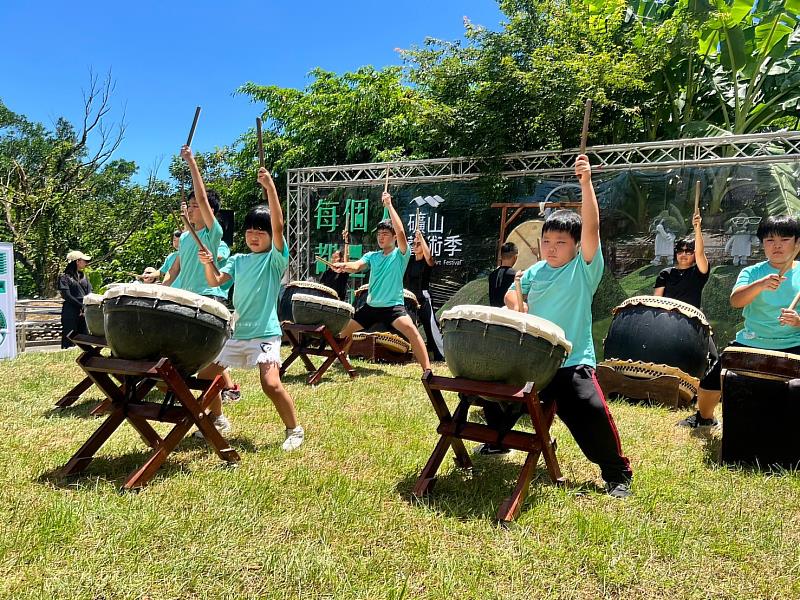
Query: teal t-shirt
221 238 289 339
511 247 604 368
362 246 412 307
217 240 233 297
176 219 225 297
734 260 800 349
159 251 181 288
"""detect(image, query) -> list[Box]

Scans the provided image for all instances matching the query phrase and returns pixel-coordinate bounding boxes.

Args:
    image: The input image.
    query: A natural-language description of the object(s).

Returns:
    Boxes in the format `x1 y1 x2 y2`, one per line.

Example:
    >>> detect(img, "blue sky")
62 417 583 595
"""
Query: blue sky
1 1 503 181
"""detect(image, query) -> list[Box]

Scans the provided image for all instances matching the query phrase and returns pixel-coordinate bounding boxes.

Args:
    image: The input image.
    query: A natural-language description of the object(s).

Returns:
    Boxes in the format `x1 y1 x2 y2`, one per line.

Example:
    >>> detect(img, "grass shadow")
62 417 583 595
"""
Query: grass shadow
394 456 603 522
46 399 108 419
280 363 386 385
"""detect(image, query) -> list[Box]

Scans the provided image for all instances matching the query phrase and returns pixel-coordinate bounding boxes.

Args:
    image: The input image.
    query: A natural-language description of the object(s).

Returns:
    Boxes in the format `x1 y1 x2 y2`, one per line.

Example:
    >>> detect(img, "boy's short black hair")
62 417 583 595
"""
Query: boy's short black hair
500 242 518 259
243 204 272 235
674 237 695 259
376 219 395 234
756 215 800 241
172 230 182 238
542 210 582 243
187 189 221 215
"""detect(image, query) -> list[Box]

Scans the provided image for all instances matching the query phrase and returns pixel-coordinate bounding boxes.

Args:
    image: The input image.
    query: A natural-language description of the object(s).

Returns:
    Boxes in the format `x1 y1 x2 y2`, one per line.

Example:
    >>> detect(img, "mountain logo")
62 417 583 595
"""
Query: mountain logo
411 195 445 208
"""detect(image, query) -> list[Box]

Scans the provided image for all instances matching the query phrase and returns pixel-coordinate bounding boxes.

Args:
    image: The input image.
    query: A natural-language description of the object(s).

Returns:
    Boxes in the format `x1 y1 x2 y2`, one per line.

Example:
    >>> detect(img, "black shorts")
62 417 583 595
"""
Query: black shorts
353 304 407 330
203 294 232 310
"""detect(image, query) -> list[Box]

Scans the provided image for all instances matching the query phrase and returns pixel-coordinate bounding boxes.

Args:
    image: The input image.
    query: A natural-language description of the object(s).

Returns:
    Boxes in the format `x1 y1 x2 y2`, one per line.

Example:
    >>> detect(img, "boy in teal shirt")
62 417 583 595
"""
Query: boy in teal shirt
486 155 633 499
199 167 304 451
142 230 182 286
332 191 431 372
681 215 800 428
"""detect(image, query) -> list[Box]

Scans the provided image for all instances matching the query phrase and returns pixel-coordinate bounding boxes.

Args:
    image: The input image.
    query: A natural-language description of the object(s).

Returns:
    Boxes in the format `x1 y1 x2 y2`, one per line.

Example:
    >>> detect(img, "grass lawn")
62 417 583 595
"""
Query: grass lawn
1 350 799 599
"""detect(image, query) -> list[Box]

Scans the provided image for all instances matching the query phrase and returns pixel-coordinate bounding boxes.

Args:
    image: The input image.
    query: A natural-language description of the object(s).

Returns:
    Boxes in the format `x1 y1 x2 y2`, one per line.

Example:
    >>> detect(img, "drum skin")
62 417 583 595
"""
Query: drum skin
604 302 709 379
291 295 354 337
103 295 230 375
84 304 105 337
441 318 567 388
278 282 338 323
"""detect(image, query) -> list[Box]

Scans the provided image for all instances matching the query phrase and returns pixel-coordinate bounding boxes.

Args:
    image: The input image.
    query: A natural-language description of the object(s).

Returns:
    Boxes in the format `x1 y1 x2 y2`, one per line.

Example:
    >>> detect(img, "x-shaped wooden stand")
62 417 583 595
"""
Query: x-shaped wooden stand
55 334 117 415
413 370 564 523
60 335 240 491
280 323 358 385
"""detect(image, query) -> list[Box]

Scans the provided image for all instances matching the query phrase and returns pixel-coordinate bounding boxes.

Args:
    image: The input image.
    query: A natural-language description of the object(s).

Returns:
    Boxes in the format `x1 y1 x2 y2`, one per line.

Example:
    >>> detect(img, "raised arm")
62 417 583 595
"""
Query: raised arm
730 274 784 308
199 249 231 287
383 191 408 254
692 212 709 274
576 154 600 263
416 230 434 266
180 145 216 230
257 167 284 253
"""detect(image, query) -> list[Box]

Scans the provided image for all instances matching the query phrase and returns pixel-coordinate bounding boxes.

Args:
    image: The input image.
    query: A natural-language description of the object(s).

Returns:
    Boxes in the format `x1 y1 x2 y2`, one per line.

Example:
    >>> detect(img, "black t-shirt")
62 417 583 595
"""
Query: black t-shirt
488 266 517 308
319 269 349 301
404 258 432 304
654 265 709 309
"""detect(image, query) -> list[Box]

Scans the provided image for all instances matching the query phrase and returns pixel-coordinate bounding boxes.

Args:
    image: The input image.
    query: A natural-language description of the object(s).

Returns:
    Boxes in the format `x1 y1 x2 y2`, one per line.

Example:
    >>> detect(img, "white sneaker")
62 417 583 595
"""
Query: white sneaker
193 414 232 439
282 426 305 451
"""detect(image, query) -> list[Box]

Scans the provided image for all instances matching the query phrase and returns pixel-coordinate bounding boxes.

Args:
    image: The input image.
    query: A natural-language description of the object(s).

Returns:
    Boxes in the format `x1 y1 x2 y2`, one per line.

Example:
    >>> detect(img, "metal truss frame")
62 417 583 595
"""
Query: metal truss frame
286 131 800 279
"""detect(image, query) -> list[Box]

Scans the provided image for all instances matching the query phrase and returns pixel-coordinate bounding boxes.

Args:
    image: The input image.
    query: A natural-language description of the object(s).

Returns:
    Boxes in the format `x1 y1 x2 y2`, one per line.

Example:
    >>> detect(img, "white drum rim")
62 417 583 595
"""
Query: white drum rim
600 359 698 401
615 295 709 326
722 346 800 361
83 293 105 306
104 283 231 321
286 280 338 298
441 304 572 354
352 330 411 353
292 293 354 315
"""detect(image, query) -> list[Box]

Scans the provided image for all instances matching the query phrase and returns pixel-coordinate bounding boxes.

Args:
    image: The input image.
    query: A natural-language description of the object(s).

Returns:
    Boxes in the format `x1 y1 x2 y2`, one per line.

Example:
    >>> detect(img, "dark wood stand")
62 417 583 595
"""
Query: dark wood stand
55 334 117 416
349 334 412 364
595 365 687 409
413 370 564 523
280 323 358 385
60 334 240 491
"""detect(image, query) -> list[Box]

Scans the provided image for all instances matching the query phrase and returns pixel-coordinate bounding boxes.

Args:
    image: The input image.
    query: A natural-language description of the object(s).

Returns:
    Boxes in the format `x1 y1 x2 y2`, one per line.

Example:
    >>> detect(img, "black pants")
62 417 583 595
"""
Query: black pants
418 291 444 361
482 364 632 484
61 308 87 349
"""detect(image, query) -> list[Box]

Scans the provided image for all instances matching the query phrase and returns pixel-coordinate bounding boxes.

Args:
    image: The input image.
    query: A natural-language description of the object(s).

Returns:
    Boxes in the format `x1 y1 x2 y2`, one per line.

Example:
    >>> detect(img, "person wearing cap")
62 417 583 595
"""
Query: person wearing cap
58 251 93 348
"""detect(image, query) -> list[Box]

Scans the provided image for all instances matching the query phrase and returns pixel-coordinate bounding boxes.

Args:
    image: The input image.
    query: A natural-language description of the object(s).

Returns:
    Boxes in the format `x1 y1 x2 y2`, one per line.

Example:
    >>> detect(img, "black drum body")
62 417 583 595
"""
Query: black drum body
84 305 105 337
604 302 709 379
278 282 338 323
291 294 354 337
104 296 229 375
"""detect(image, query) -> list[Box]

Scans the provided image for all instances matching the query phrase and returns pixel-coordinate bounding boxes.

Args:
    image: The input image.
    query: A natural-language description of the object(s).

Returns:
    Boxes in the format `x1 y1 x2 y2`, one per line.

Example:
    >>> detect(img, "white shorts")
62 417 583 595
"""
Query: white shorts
214 337 282 370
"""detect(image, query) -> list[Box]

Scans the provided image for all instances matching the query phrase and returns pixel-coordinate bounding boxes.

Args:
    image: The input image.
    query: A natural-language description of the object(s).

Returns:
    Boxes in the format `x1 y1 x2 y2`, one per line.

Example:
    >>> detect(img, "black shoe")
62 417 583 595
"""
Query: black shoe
677 411 719 429
473 443 511 456
605 481 632 499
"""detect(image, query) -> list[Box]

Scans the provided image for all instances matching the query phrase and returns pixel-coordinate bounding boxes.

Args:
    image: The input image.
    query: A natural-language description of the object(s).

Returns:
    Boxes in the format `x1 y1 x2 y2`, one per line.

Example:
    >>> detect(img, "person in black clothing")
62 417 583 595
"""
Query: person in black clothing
653 213 709 309
58 250 93 348
319 247 350 301
488 242 519 307
404 230 445 361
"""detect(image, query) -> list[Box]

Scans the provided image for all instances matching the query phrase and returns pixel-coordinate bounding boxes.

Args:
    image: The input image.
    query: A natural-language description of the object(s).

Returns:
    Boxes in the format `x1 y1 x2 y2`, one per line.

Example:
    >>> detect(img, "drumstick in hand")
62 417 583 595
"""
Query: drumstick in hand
580 99 592 154
788 290 800 312
186 106 201 147
256 117 268 200
316 255 336 269
694 181 701 215
415 207 420 233
384 166 390 193
181 207 221 276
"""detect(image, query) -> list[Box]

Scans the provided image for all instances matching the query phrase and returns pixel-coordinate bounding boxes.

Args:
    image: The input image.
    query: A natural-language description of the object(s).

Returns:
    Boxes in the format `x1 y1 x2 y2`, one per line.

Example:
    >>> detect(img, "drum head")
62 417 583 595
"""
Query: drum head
403 289 420 309
615 295 709 326
83 293 104 306
507 219 544 271
105 283 231 321
292 293 355 315
441 304 572 354
286 280 338 298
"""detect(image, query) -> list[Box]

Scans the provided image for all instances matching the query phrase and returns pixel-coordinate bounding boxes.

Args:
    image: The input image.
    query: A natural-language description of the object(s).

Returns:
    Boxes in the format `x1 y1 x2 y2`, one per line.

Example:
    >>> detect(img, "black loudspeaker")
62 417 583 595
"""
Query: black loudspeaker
721 371 800 468
218 209 234 246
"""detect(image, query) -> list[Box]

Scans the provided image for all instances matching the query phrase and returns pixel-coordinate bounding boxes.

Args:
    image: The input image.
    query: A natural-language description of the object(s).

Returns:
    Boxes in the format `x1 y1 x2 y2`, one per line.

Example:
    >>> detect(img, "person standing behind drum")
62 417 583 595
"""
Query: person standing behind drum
653 213 709 310
142 230 182 286
332 192 431 373
680 215 800 428
488 242 518 307
58 251 93 348
198 167 304 451
320 248 350 302
498 154 633 499
405 231 445 361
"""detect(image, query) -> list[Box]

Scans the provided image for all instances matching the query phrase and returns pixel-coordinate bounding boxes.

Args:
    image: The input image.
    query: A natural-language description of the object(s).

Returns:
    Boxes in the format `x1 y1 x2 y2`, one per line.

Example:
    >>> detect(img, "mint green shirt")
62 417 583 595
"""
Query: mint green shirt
362 246 412 307
159 251 180 288
511 247 604 368
221 238 289 339
734 260 800 349
176 219 225 297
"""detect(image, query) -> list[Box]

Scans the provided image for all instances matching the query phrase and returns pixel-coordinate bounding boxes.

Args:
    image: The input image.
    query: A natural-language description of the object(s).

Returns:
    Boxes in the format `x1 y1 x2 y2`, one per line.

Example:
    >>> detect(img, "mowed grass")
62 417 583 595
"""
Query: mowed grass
0 350 799 599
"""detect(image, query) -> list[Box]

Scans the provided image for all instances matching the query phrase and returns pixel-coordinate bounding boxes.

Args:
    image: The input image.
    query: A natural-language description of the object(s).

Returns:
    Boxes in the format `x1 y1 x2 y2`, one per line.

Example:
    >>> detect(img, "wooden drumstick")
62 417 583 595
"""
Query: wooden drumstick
694 180 701 215
342 212 350 262
316 255 337 269
186 106 201 147
180 208 221 277
415 207 420 233
788 290 800 312
256 117 265 168
384 166 390 193
580 99 592 154
537 238 542 262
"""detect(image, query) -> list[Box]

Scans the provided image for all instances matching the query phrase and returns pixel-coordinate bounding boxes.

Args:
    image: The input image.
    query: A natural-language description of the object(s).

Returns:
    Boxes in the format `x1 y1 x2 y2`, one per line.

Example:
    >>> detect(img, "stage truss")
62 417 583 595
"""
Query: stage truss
286 131 800 279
